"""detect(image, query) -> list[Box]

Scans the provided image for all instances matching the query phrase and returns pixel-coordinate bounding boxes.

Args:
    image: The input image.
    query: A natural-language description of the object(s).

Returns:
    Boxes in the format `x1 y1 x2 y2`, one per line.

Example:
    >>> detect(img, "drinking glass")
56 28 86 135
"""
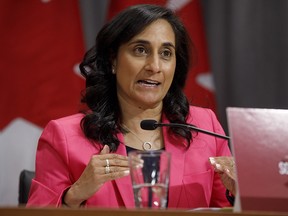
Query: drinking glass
128 150 171 209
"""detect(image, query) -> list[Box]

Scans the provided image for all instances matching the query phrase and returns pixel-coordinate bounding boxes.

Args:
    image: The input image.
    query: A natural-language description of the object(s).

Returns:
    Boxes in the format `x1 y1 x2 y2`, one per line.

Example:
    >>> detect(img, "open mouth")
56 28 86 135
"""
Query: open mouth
137 79 161 87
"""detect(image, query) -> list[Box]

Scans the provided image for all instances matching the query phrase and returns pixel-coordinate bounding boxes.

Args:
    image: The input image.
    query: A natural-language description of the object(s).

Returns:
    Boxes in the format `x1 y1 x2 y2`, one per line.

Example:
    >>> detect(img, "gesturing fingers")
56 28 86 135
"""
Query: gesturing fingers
209 156 236 180
91 153 130 181
97 153 130 168
103 166 130 178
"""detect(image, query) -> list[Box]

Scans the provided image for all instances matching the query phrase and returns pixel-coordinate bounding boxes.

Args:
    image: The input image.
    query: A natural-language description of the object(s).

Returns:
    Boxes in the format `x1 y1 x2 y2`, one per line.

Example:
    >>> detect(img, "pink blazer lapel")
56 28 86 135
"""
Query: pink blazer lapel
162 118 187 208
114 134 135 208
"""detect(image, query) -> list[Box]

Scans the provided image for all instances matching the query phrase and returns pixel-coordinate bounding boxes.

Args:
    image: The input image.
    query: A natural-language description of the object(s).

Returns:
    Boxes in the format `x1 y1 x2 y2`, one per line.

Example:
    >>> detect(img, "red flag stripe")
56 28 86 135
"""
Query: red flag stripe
0 0 85 129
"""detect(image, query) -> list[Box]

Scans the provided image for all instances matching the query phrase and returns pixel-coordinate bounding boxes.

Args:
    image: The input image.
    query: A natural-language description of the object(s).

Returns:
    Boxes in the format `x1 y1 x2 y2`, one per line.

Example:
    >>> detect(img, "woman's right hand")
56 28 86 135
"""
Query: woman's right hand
63 145 130 207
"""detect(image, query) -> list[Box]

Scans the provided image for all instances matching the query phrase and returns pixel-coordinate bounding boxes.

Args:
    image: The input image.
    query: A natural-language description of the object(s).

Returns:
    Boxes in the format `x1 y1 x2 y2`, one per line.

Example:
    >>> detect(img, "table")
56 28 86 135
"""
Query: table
1 207 288 216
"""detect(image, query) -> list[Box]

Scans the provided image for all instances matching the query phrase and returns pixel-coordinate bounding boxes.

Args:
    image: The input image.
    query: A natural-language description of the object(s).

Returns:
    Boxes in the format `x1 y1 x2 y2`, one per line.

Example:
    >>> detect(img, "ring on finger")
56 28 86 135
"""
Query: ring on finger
105 159 110 174
105 165 110 174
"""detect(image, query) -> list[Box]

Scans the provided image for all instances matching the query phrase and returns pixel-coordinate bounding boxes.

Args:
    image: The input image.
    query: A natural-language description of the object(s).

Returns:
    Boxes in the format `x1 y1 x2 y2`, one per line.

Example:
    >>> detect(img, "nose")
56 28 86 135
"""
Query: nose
144 54 161 73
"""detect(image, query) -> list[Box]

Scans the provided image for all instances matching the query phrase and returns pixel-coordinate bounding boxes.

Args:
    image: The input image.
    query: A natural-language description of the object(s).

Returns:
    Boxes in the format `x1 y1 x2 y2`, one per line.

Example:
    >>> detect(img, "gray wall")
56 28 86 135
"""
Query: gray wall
202 0 288 131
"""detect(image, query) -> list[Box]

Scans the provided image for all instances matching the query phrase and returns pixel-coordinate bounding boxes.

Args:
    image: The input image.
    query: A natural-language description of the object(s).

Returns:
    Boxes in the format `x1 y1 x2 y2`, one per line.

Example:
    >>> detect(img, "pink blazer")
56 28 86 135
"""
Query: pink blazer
27 106 231 209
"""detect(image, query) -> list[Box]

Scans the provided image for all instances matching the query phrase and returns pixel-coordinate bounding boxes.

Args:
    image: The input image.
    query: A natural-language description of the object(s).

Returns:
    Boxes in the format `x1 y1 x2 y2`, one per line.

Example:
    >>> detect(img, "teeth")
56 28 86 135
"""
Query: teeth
138 80 160 85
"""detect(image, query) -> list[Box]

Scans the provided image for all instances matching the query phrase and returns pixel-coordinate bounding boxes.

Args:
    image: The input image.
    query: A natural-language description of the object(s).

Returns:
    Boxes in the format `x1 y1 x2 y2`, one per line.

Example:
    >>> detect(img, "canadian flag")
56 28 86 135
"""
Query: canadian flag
108 0 216 112
0 0 85 205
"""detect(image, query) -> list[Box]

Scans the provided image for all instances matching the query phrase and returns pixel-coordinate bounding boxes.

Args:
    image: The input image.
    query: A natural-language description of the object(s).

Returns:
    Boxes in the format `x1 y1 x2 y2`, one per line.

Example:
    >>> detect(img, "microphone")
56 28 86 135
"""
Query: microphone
140 119 230 140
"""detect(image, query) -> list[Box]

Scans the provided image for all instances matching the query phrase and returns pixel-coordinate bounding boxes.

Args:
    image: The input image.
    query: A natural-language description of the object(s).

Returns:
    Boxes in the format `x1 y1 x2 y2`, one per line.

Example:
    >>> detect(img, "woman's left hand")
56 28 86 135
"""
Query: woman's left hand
209 156 236 196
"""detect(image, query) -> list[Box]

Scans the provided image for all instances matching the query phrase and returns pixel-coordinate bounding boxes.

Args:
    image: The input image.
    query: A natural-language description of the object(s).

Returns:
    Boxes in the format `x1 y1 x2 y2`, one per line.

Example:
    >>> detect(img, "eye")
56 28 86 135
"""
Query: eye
134 46 147 56
161 49 173 59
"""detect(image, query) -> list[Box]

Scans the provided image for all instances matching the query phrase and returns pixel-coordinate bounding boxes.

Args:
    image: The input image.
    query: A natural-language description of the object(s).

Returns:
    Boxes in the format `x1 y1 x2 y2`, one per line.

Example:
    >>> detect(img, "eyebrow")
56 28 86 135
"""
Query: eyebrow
128 39 176 50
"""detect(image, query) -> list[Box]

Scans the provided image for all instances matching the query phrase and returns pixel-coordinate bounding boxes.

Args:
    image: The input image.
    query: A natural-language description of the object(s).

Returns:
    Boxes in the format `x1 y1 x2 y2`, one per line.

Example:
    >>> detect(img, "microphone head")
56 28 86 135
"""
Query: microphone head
140 119 158 130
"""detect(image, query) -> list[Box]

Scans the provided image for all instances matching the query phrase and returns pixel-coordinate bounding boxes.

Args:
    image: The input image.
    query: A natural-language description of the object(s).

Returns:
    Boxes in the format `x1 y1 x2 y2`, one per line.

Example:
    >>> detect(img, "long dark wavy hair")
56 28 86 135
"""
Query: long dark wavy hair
80 4 193 152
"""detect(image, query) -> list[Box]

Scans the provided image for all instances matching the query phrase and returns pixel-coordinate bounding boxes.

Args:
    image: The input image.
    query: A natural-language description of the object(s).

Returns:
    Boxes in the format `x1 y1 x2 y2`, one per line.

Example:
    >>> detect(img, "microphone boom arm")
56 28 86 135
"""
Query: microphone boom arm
156 122 230 140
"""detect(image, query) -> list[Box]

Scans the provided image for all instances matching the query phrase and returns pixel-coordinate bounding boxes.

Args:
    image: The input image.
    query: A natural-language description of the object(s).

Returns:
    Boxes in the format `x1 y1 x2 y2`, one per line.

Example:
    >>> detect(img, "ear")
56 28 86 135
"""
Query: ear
112 59 117 74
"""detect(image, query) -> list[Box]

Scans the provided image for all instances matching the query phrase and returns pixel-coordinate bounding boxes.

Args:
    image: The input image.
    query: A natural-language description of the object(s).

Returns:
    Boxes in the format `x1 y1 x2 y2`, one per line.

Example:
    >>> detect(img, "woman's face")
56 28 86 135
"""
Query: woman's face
114 19 176 110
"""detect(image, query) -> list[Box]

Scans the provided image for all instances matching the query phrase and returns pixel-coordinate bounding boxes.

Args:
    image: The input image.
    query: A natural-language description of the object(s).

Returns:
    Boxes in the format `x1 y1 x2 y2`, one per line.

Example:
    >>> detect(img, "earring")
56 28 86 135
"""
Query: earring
112 66 116 74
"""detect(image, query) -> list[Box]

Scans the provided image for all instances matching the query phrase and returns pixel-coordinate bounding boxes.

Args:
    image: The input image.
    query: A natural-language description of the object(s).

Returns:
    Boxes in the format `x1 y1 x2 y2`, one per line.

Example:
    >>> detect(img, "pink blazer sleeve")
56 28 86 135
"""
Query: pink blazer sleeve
26 115 132 208
27 117 93 207
27 120 72 206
